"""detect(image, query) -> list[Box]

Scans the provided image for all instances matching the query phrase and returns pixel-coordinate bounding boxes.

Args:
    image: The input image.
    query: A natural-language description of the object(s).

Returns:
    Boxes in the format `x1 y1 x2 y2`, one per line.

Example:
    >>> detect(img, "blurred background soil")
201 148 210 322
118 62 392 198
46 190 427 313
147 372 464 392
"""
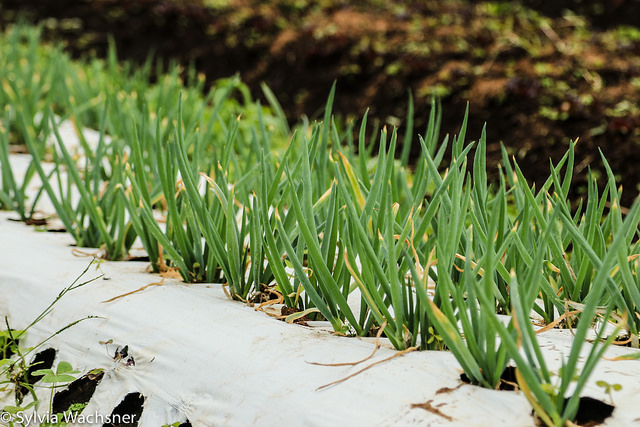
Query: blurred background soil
1 0 639 206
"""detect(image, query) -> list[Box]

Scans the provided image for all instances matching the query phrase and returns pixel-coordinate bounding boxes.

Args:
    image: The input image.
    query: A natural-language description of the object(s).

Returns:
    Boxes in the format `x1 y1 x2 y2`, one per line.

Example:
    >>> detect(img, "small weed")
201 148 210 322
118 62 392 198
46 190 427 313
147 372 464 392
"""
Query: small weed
596 380 622 405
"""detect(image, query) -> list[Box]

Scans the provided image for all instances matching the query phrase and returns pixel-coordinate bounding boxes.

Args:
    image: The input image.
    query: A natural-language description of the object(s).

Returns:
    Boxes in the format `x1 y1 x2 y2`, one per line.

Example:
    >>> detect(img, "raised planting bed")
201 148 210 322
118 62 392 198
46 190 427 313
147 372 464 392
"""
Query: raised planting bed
1 210 640 426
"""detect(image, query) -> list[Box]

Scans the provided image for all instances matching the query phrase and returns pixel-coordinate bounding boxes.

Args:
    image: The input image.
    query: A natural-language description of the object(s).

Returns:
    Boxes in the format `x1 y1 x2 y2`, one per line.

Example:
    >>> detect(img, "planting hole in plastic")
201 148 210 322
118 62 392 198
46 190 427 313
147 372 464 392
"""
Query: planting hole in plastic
17 347 56 401
103 391 145 427
460 368 614 425
459 366 518 391
52 368 105 415
569 396 614 426
126 255 150 262
530 396 615 426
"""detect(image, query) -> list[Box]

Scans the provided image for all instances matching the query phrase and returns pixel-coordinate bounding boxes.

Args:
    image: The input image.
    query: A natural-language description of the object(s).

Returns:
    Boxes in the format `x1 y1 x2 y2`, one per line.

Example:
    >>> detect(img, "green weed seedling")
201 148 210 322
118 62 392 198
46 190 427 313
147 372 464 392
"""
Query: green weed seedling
1 261 100 423
32 361 81 420
596 380 622 405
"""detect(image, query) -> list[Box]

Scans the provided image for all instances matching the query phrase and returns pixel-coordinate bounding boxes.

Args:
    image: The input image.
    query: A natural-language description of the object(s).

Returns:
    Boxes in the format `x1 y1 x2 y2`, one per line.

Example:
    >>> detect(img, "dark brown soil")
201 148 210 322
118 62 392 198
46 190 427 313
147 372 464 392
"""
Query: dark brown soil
1 0 639 206
460 366 518 391
531 396 614 427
